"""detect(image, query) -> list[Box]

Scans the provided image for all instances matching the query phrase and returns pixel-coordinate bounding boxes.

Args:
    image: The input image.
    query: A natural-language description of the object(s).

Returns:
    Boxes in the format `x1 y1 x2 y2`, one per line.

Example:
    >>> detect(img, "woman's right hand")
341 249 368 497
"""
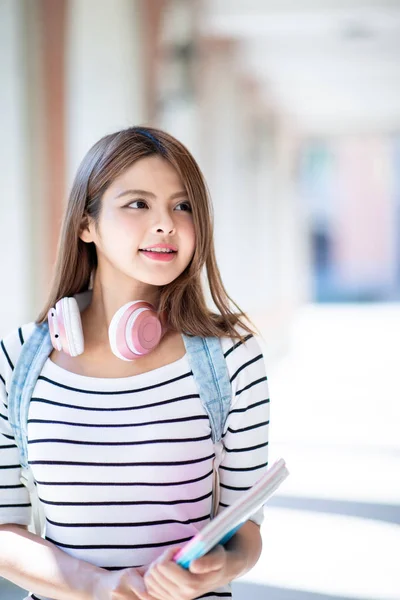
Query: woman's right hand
93 566 151 600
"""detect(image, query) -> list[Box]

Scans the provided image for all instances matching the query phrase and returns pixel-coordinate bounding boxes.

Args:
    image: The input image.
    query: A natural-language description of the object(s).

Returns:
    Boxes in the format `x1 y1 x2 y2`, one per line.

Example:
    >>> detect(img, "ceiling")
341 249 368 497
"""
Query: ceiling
202 0 400 135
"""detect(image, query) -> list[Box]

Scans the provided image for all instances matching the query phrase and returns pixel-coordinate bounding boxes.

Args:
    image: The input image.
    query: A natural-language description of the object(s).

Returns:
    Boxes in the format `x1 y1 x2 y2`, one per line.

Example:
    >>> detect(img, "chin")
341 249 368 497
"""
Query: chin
151 275 181 286
134 271 183 287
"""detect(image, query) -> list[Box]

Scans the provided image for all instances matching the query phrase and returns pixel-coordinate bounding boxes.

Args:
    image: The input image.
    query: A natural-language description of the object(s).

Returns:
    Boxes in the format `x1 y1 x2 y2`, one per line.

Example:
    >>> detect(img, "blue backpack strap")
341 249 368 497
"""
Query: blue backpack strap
7 327 231 528
182 335 231 518
182 335 231 441
8 321 53 535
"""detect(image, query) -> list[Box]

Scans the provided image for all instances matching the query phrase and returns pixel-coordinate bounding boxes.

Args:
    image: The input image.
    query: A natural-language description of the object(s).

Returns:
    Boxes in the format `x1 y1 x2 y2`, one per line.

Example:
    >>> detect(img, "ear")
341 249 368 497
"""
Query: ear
79 214 94 243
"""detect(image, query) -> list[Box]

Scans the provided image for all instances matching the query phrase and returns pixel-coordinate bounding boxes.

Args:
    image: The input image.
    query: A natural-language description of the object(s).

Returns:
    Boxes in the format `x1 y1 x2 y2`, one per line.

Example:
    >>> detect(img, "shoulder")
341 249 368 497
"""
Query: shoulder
0 322 37 391
219 326 266 382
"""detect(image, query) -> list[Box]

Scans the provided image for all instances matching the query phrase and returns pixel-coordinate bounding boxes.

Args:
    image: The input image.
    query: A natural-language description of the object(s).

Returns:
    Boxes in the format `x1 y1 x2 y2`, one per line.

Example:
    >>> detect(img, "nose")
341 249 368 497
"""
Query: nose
152 208 176 236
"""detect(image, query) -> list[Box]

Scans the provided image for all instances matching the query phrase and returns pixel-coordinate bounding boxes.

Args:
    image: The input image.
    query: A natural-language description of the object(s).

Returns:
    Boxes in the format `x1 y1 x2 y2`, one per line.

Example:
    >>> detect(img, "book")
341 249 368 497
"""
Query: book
173 457 289 569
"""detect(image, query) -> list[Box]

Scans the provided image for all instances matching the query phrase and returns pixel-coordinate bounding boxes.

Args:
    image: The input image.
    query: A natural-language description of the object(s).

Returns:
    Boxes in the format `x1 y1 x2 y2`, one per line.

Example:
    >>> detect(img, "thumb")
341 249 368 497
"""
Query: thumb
189 545 225 574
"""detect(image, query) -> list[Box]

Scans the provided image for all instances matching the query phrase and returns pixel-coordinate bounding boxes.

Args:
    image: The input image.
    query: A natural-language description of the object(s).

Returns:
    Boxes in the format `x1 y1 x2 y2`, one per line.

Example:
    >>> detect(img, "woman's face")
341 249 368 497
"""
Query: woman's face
81 155 196 289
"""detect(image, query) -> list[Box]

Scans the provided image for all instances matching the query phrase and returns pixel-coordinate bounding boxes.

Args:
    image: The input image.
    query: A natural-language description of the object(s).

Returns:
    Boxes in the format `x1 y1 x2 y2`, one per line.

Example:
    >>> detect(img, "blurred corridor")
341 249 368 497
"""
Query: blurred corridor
2 303 399 598
1 0 400 598
234 303 400 600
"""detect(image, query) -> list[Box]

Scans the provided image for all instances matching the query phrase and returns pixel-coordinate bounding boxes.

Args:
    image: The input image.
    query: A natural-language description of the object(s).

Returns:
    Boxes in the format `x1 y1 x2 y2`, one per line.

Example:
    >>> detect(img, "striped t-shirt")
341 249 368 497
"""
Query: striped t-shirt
0 322 270 600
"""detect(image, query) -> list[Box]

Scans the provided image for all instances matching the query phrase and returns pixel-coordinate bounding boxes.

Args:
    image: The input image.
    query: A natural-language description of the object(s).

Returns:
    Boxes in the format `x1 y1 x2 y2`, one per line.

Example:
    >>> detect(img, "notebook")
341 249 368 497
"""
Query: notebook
173 457 289 569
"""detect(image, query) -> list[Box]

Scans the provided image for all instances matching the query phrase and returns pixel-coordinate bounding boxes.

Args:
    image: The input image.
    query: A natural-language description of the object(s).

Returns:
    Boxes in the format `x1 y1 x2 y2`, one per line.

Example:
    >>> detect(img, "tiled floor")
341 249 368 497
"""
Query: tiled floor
2 304 400 599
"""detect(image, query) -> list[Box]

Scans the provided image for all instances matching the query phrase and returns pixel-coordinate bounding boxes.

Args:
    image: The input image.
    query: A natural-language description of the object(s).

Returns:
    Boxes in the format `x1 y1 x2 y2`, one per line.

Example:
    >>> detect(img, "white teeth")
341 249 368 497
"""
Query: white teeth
141 248 174 253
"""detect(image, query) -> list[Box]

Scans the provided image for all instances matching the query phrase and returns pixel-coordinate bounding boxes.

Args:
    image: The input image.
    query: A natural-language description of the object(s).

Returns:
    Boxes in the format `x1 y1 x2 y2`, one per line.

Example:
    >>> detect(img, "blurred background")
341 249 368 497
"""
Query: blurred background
0 0 399 599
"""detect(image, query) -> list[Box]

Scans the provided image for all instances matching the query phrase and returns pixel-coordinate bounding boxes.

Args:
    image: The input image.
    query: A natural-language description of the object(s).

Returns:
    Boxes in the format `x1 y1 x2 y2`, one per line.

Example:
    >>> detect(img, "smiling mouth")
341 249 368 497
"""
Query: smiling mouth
139 248 177 253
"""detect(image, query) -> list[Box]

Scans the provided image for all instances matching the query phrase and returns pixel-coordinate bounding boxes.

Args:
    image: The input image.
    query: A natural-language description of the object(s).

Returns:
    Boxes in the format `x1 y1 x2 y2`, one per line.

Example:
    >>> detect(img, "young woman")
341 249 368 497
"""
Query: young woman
0 127 270 600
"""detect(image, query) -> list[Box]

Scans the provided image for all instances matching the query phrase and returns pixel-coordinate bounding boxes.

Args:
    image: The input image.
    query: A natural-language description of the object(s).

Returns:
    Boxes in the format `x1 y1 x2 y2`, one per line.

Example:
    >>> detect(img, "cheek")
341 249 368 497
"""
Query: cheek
101 210 143 245
182 219 196 250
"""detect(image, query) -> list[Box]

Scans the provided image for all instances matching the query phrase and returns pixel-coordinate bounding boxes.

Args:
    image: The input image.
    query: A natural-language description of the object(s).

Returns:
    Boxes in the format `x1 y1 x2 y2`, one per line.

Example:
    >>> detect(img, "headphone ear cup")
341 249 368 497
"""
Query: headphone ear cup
48 306 62 352
48 297 84 356
109 301 163 361
62 297 84 356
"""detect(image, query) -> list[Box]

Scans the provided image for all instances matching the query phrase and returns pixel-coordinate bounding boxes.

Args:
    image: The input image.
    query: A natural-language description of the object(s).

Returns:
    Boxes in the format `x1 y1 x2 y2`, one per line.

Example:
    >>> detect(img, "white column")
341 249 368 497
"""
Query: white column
199 41 310 356
200 44 250 306
66 0 146 186
156 0 200 156
252 119 279 308
0 0 35 334
274 121 312 308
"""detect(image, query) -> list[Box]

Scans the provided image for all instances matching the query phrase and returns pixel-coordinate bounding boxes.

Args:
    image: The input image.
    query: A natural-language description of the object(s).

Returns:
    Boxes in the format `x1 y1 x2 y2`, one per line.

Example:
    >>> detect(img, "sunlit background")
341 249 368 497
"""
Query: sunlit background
1 0 399 599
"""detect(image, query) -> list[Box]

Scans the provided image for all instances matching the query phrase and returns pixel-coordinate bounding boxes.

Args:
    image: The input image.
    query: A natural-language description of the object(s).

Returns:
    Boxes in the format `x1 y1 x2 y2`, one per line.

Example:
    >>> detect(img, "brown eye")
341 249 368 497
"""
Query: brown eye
128 200 148 209
175 202 192 212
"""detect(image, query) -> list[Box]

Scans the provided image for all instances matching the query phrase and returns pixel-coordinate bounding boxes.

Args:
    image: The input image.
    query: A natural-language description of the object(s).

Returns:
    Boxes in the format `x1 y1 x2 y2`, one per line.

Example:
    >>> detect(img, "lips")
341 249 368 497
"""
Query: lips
139 249 177 262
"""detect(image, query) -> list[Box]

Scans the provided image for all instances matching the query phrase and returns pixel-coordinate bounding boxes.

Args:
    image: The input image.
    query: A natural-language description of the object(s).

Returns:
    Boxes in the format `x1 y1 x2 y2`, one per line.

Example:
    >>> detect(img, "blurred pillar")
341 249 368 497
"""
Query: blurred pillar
66 0 147 185
198 38 246 299
334 137 396 296
0 0 31 332
275 118 311 307
141 0 166 124
197 36 310 354
152 0 202 156
39 0 67 303
0 0 56 331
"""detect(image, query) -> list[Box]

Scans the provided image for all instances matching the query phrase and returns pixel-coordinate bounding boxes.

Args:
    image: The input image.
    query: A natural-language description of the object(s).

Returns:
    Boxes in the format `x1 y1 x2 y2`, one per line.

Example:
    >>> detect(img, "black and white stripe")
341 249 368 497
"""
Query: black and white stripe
0 323 269 600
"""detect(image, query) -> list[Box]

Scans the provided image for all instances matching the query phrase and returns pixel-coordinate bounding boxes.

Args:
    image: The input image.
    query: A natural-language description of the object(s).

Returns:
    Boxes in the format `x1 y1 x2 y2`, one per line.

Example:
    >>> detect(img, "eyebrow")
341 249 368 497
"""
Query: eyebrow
115 189 188 200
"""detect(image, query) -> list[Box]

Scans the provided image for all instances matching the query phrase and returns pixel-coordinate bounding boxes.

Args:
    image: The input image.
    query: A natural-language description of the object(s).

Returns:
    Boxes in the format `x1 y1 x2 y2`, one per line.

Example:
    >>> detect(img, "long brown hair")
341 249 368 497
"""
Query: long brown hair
37 126 256 340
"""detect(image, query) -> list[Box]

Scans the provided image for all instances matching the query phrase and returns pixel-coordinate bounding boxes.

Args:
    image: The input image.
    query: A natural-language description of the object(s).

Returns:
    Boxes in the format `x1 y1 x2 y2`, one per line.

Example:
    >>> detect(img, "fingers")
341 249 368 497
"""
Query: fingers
189 545 226 574
144 567 176 600
142 545 182 579
138 544 226 600
125 569 155 600
132 590 157 600
137 546 184 600
144 555 194 600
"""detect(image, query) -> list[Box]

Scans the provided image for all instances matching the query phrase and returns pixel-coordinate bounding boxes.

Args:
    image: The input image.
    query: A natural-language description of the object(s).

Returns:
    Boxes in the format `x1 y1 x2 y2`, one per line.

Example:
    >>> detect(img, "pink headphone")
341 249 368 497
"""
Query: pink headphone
47 297 164 361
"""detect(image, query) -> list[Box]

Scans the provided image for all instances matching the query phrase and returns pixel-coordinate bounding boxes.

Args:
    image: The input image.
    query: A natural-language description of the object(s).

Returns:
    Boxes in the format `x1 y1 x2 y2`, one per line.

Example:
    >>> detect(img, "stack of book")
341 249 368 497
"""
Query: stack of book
173 458 289 569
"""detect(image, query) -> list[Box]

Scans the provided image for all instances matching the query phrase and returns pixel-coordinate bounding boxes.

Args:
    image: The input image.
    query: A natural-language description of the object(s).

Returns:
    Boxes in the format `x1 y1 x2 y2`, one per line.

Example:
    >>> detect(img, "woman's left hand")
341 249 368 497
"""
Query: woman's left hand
132 544 231 600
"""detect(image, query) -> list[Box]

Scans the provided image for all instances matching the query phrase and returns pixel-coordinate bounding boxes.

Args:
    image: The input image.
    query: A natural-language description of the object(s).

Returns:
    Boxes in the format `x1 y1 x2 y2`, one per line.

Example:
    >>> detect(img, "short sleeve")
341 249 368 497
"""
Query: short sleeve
218 334 270 526
0 327 33 526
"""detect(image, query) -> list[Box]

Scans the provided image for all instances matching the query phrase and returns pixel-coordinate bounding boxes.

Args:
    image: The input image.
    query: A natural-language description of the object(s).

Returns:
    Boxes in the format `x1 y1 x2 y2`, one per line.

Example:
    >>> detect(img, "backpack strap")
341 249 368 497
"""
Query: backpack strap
7 324 232 533
182 335 232 519
8 321 53 535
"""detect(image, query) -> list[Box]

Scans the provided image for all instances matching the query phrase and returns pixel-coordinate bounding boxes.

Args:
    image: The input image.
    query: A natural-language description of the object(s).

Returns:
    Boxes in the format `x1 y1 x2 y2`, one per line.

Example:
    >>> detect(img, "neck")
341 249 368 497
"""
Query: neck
81 273 161 347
